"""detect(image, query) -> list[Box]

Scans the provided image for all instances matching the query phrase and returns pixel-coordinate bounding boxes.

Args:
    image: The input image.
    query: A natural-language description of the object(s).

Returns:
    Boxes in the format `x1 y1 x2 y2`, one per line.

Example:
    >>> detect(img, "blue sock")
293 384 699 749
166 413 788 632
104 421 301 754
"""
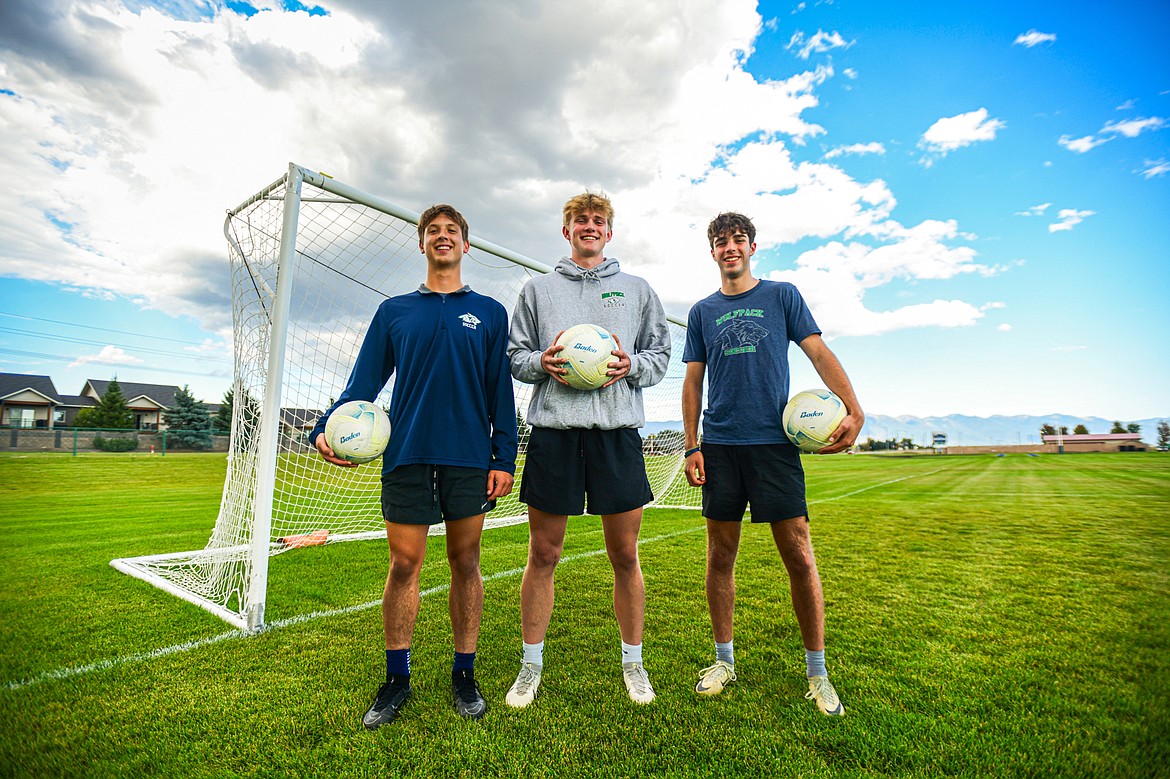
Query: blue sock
716 640 735 666
386 648 410 680
454 651 476 675
805 648 826 679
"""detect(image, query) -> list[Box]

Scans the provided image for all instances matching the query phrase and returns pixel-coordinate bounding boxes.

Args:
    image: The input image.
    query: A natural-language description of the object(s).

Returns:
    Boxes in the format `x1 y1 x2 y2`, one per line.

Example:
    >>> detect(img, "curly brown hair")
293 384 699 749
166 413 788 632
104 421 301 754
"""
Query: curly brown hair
706 212 756 248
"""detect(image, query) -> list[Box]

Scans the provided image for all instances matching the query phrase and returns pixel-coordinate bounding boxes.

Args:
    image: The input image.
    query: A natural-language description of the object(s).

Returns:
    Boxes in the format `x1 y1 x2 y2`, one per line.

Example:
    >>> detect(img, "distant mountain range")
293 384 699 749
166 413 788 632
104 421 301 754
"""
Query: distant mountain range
642 414 1167 447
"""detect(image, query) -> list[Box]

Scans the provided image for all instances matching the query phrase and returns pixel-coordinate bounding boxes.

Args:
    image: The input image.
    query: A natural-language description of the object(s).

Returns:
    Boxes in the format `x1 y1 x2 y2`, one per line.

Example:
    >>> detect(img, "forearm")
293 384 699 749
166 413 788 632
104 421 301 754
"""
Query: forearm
682 363 705 449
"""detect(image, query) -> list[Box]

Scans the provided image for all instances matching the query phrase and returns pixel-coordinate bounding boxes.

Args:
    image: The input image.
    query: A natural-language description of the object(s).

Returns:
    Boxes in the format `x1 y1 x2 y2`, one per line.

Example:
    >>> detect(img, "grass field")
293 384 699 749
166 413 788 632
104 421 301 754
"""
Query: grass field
1 451 1167 778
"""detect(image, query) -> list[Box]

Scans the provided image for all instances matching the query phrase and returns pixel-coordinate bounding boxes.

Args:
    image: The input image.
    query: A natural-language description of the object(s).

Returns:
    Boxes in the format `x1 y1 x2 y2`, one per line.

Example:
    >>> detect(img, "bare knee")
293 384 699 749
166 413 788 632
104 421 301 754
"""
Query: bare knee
388 557 422 587
707 539 738 573
607 542 640 575
447 547 481 582
780 545 816 579
528 539 562 572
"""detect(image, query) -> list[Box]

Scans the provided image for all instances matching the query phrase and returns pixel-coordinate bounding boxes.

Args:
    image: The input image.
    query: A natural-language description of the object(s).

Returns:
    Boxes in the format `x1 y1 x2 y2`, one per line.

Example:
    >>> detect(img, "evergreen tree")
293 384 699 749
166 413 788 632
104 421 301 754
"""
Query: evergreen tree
1111 420 1126 434
1126 422 1141 434
1157 421 1170 451
213 388 235 435
1040 423 1056 436
212 387 261 441
516 409 531 447
80 378 134 429
1073 424 1089 435
163 385 212 449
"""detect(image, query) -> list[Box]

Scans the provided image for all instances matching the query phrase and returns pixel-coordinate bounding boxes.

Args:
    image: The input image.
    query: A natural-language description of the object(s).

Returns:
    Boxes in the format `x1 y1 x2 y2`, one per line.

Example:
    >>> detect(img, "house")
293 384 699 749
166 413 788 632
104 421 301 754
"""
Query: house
0 373 64 428
281 408 325 449
77 380 182 431
1040 433 1148 453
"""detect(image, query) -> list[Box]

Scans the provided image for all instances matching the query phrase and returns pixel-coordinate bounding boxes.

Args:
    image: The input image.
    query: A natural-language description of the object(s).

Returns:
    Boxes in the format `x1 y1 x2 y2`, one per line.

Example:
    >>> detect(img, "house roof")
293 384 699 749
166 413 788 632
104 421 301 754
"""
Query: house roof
281 408 325 428
84 380 181 408
0 373 63 404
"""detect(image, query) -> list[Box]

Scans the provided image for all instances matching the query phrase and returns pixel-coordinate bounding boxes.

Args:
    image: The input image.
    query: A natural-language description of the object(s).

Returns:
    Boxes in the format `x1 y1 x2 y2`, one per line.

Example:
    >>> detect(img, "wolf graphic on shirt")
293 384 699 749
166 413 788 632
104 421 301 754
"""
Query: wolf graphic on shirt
716 317 769 356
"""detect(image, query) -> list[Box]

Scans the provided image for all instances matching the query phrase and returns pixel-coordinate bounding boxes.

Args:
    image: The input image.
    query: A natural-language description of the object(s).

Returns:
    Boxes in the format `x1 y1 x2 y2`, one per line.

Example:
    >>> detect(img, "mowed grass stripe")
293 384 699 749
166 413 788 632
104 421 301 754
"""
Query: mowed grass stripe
1 452 1167 778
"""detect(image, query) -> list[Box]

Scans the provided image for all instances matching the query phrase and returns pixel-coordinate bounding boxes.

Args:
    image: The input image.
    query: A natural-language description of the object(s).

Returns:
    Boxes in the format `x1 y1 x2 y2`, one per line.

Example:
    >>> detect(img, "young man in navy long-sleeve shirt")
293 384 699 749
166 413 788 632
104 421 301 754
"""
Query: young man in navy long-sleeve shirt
312 204 517 728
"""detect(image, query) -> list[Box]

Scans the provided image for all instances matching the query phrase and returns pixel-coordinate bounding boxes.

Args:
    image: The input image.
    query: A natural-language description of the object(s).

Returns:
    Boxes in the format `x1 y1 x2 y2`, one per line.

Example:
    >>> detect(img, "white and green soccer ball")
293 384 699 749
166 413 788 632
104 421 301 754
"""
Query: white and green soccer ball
555 323 615 391
325 400 391 464
782 389 846 453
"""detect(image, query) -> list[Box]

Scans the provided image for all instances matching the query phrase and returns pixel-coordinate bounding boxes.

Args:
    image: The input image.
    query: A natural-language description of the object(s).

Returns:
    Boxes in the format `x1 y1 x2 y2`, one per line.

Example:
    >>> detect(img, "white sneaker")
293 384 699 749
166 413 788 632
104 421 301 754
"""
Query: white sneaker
805 675 845 716
695 660 737 696
505 662 542 708
622 662 656 704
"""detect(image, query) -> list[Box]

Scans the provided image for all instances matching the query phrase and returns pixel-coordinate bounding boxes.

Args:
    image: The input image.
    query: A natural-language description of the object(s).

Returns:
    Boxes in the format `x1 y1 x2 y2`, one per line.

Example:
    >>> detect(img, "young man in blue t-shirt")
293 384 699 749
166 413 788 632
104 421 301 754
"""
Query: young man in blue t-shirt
312 204 517 728
681 212 863 716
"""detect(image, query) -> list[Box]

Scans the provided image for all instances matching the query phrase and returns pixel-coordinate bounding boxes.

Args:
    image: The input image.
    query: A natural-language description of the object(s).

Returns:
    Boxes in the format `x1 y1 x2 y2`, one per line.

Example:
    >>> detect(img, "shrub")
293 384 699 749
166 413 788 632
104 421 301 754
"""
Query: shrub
93 434 139 452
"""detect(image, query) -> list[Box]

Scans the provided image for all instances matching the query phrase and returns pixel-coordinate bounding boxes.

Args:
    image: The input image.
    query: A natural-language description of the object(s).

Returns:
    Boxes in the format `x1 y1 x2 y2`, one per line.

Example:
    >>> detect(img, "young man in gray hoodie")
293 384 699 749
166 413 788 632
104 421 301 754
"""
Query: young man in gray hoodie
505 192 671 707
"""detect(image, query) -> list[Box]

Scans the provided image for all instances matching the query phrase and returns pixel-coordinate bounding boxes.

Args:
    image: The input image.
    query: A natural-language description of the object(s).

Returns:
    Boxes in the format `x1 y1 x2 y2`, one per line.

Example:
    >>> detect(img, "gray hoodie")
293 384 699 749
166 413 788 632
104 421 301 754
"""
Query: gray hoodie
508 256 670 430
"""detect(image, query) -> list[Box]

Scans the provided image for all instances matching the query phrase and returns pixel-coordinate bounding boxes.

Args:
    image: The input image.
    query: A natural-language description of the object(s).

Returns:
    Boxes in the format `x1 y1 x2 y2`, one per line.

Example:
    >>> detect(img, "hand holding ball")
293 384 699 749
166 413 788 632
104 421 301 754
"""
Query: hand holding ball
324 400 391 464
782 389 846 453
554 323 616 391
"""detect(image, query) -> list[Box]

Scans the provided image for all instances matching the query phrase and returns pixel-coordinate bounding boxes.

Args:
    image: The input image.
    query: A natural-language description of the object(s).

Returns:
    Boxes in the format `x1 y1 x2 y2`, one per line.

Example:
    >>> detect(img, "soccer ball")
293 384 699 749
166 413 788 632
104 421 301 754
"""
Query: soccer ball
782 389 846 453
325 400 391 464
555 323 615 391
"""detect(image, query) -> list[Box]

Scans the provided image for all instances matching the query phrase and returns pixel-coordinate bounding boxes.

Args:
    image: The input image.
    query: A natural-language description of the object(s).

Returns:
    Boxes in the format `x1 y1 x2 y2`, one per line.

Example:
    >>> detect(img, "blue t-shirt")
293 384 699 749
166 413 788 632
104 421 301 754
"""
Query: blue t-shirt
311 287 518 474
682 280 821 445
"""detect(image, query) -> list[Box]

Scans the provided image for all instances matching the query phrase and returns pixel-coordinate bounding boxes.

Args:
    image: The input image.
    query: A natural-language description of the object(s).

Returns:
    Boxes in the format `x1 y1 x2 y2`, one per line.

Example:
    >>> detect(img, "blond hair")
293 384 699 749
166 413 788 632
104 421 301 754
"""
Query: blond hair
562 192 614 229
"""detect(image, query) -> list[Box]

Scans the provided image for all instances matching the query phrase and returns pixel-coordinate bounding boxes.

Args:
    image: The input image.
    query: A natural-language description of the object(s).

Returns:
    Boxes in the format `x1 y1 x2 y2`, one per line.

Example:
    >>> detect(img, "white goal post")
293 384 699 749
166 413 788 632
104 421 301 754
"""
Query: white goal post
111 163 701 631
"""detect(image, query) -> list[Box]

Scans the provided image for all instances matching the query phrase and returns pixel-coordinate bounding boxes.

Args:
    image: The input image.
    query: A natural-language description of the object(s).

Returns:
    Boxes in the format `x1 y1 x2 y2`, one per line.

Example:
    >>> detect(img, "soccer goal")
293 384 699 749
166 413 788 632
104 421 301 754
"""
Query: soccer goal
111 163 701 631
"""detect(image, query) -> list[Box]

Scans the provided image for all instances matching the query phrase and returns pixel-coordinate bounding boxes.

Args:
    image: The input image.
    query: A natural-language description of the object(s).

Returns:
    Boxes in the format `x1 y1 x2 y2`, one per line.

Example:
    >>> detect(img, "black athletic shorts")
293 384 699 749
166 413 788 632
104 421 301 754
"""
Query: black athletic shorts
700 442 809 523
380 464 494 525
519 427 653 516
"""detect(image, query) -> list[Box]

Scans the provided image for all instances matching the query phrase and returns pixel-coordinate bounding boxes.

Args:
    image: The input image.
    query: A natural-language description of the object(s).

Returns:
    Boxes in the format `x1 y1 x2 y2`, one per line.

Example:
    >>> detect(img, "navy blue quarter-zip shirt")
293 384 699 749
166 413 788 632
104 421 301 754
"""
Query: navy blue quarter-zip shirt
312 285 518 475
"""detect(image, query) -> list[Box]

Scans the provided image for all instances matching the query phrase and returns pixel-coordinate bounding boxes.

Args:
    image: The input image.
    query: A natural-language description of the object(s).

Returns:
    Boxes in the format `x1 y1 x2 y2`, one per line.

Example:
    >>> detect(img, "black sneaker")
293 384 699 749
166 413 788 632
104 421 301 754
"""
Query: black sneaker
363 675 412 730
452 669 487 720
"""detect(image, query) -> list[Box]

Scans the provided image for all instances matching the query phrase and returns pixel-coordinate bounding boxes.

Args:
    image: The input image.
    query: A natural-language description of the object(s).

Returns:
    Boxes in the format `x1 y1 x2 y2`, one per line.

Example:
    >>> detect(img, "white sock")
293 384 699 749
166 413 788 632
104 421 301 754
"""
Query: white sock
805 648 826 678
715 640 734 666
522 641 544 667
621 641 643 666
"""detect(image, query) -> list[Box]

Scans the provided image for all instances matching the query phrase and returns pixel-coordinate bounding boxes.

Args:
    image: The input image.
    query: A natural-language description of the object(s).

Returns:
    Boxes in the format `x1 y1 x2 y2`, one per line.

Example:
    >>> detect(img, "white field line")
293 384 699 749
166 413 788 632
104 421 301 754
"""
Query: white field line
4 527 703 692
806 468 947 506
6 468 944 692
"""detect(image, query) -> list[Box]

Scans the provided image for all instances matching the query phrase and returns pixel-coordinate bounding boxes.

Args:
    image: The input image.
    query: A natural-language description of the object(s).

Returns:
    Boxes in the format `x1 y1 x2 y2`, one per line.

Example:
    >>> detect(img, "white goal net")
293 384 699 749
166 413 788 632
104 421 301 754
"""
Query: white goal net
111 164 700 630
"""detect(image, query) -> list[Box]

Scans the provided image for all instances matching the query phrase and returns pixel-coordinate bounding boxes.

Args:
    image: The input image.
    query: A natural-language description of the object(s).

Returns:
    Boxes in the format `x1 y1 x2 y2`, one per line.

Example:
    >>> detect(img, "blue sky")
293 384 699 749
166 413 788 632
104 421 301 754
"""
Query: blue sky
1 0 1167 420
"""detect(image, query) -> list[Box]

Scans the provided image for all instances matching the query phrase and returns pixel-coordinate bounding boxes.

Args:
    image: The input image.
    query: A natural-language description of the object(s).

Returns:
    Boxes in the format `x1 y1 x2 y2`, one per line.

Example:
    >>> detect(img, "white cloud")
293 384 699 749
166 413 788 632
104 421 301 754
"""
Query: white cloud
0 0 1002 344
1058 134 1108 153
1139 159 1170 179
1116 99 1136 111
997 323 1013 332
1015 203 1051 216
1049 209 1095 233
787 29 853 59
69 345 144 367
1013 30 1056 47
919 108 1005 162
760 217 1001 337
1059 116 1167 154
1102 116 1167 137
824 141 885 159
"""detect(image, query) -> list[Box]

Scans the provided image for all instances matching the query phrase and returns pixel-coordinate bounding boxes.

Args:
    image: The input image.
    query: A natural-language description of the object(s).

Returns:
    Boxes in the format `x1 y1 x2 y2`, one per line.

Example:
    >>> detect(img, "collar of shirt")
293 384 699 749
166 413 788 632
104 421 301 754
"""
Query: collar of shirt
418 284 471 295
